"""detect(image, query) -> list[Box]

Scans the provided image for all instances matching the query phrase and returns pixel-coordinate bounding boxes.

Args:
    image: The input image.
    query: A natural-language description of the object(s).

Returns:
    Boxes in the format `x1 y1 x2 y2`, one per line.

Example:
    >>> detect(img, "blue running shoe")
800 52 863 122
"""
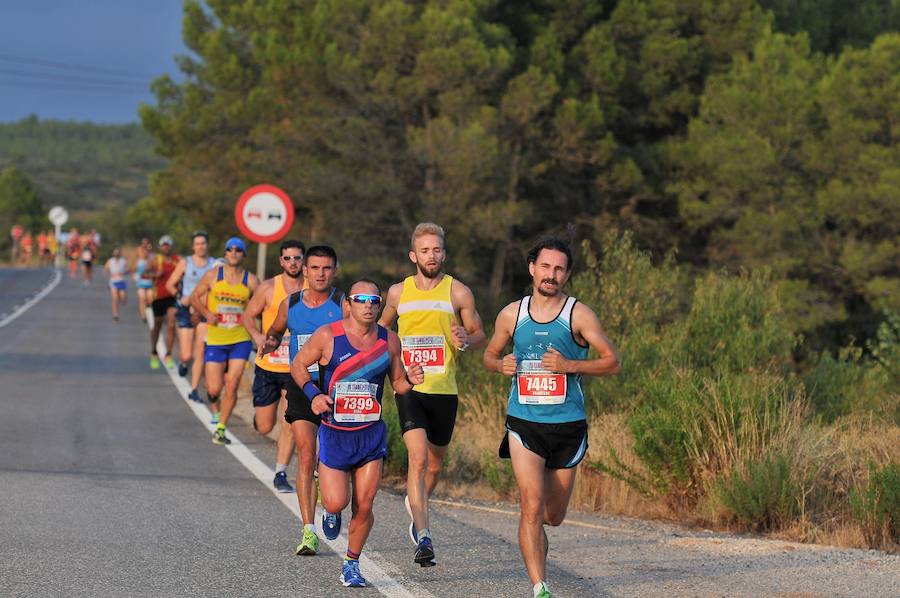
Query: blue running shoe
273 471 294 493
187 388 201 403
414 537 436 567
340 559 366 588
177 361 189 377
322 511 341 540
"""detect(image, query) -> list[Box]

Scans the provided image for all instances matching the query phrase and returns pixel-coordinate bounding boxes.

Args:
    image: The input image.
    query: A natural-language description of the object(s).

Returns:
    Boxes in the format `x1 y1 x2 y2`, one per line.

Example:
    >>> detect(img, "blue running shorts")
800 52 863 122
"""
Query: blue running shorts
204 340 253 363
318 420 387 472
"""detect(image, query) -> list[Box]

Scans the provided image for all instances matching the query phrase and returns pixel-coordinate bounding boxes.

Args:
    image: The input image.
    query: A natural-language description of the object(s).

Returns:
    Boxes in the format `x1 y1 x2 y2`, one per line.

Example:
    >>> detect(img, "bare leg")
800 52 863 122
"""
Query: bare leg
509 436 550 586
191 322 207 390
217 358 246 427
163 307 176 357
205 360 225 414
346 459 382 556
291 419 319 525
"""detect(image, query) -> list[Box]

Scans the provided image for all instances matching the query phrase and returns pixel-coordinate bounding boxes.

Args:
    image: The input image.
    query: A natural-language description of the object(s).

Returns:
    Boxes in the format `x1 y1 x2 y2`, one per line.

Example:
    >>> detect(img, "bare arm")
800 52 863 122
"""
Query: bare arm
290 326 334 415
259 298 290 355
451 279 486 350
387 331 424 394
243 278 273 346
541 303 621 376
165 258 186 298
483 302 519 376
377 282 402 328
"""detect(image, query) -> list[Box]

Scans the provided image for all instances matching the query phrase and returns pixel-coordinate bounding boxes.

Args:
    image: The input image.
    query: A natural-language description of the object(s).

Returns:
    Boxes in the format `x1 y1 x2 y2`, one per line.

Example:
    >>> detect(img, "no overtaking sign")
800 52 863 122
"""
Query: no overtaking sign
234 185 295 244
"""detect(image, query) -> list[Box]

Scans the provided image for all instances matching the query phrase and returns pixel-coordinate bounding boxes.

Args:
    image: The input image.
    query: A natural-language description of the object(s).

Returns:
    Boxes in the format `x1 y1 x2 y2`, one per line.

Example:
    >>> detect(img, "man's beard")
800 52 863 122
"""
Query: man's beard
537 279 559 297
284 269 302 279
419 262 441 279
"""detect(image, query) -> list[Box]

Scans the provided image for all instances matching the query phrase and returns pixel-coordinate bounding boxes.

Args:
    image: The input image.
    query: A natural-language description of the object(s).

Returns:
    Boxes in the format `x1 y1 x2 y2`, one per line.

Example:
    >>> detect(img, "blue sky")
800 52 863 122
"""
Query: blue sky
0 1 187 123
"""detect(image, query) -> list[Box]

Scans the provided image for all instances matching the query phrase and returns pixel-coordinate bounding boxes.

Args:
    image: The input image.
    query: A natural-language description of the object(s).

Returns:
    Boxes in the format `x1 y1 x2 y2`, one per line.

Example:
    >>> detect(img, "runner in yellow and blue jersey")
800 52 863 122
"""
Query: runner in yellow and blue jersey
290 278 424 588
379 222 485 567
483 237 620 598
190 237 259 446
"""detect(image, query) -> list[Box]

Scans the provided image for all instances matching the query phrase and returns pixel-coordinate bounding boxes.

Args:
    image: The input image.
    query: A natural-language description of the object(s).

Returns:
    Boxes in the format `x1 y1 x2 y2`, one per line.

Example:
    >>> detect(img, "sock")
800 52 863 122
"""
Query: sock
345 548 360 561
417 527 431 542
304 523 317 534
275 463 287 474
208 393 219 403
216 422 225 431
533 581 548 597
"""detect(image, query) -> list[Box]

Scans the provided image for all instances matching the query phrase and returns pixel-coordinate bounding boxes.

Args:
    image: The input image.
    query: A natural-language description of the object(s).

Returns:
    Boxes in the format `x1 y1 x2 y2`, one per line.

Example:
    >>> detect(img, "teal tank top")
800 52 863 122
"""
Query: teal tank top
508 295 589 423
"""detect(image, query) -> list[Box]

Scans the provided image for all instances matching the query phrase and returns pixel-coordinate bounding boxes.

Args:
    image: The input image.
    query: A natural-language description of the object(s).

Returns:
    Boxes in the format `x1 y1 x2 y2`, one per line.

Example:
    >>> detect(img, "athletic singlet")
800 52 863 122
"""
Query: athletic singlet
396 275 458 395
106 257 127 282
182 256 218 298
255 275 290 372
286 288 344 373
508 295 588 424
320 321 391 431
154 253 180 299
206 267 251 346
135 258 153 288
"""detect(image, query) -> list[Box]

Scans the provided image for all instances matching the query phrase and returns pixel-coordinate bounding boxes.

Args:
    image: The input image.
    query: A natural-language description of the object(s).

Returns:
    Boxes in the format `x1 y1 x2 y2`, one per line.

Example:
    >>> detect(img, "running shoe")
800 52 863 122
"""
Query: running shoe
164 355 176 369
535 582 552 598
414 537 436 567
212 428 231 445
177 361 189 377
322 511 342 540
273 471 294 493
295 528 319 556
404 495 417 545
150 355 160 370
210 411 220 425
187 388 201 403
340 559 366 588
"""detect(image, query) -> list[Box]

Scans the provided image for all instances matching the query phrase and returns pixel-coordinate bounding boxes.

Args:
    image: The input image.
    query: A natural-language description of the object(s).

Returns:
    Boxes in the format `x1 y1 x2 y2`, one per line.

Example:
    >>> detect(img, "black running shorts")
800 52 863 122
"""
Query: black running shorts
252 365 292 408
394 390 458 447
284 379 321 426
151 296 177 318
499 415 588 469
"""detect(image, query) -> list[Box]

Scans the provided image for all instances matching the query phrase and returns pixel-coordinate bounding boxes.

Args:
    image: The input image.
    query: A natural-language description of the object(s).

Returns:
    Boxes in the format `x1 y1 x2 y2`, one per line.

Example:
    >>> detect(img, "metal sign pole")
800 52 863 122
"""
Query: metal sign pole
257 242 267 280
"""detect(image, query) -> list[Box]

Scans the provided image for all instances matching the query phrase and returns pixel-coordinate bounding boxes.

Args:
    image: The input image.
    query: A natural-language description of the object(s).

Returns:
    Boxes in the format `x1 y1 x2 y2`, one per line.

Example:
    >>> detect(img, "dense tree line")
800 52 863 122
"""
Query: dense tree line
141 0 898 351
0 116 164 215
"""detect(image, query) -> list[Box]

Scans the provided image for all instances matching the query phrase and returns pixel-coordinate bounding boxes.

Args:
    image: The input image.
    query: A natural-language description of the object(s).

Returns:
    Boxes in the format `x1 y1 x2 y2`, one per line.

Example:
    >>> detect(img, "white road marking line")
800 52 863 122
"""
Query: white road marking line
0 270 61 329
151 318 430 597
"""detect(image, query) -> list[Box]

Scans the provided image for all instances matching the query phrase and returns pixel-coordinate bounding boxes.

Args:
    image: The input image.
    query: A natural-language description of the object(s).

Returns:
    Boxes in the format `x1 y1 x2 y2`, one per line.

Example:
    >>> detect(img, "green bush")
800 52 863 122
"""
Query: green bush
481 452 516 496
850 461 900 551
382 394 408 475
715 454 801 532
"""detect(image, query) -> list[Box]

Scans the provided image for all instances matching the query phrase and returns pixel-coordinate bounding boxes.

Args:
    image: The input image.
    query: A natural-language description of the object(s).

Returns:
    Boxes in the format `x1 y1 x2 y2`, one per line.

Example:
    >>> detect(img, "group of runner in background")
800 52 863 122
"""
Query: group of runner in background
59 222 619 598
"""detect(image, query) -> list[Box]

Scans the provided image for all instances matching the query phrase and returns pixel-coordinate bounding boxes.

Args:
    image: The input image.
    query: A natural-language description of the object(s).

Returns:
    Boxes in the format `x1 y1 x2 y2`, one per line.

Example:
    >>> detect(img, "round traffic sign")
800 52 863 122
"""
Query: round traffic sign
48 206 69 227
234 185 295 244
11 225 23 240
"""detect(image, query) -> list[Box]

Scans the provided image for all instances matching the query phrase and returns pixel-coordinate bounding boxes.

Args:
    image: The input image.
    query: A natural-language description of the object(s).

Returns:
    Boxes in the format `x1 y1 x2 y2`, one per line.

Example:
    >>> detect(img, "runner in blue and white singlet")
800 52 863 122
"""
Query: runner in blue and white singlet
484 237 620 598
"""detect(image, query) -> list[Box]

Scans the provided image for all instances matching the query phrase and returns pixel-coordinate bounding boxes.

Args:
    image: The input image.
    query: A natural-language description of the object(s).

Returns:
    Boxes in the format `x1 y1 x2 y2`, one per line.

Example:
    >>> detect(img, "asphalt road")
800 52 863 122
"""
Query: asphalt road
0 268 897 598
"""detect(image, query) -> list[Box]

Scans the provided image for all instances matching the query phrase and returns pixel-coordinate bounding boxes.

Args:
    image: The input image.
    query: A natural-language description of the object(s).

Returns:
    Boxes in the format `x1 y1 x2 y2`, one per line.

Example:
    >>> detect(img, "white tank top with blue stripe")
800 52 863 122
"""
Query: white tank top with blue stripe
508 295 589 423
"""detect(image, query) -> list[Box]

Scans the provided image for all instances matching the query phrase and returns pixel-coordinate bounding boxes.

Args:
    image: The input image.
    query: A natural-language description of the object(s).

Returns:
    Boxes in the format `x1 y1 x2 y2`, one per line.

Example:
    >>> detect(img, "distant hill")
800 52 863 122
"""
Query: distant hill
0 115 164 218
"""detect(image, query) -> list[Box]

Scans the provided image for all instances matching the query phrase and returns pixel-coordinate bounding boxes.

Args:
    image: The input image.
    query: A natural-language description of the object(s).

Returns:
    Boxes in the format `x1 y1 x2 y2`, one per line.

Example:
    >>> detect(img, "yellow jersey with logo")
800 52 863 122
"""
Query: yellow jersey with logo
206 267 251 346
255 274 290 372
397 275 458 395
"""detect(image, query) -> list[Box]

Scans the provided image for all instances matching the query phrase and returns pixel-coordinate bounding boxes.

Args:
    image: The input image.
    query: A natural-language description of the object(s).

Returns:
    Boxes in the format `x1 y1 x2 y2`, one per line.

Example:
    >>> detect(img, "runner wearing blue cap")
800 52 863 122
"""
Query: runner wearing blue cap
190 236 260 445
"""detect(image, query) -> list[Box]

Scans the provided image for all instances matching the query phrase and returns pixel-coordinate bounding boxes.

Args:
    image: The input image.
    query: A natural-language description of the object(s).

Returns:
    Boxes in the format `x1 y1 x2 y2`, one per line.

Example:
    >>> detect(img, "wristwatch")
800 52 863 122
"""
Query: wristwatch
458 340 469 352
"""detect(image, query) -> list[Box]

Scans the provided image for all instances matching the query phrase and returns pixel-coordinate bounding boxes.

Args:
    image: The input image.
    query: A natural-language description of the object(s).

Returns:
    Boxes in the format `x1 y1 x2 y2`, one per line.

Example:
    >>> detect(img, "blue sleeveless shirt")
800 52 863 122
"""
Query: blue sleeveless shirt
508 295 589 423
319 321 391 431
286 288 344 370
182 256 218 297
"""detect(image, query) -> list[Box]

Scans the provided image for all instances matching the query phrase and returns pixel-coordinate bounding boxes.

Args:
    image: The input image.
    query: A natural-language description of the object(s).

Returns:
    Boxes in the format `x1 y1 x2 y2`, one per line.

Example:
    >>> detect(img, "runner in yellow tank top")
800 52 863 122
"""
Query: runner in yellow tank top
243 240 307 493
190 237 259 446
379 222 486 566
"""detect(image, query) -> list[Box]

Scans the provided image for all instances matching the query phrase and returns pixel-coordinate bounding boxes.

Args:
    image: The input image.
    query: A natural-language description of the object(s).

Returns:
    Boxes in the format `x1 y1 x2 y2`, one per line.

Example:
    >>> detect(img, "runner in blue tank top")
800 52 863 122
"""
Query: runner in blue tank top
289 278 424 588
261 245 347 557
483 238 620 598
164 231 219 399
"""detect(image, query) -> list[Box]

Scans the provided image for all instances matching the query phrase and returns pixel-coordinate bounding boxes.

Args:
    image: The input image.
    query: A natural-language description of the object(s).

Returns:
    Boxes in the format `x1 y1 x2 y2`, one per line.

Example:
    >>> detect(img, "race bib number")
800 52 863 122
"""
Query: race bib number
401 335 446 374
333 381 381 423
517 360 566 405
295 334 318 373
267 335 291 366
216 305 243 329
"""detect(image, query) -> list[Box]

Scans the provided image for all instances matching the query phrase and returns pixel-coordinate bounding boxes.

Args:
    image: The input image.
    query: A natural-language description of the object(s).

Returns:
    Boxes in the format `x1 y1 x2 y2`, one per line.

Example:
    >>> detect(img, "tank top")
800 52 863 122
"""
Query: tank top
107 257 127 282
320 321 391 431
182 255 217 298
508 295 589 424
286 288 344 373
254 275 291 372
154 253 180 299
396 275 458 395
206 267 251 346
